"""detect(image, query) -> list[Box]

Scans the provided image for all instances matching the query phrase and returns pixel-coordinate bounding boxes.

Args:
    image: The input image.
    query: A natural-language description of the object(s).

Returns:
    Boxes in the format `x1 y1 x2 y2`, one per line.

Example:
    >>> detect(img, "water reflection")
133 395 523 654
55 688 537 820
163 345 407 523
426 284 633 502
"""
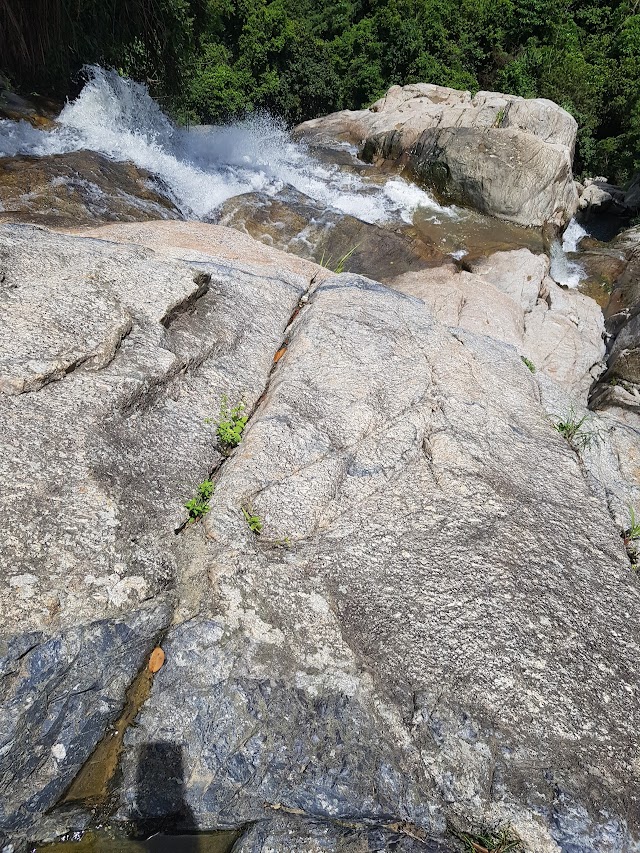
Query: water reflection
36 742 239 853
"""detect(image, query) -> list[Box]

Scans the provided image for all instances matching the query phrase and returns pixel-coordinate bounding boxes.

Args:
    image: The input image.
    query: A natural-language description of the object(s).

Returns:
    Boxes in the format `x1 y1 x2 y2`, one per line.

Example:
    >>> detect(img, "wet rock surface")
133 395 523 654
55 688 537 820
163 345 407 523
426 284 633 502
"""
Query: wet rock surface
216 187 447 281
1 221 640 853
296 84 578 227
0 151 181 226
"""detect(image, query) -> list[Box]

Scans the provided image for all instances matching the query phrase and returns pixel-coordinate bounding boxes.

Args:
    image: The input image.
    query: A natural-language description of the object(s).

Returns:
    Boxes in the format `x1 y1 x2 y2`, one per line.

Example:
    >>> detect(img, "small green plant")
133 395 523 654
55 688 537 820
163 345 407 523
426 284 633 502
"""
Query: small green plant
520 356 536 373
319 243 360 274
554 409 600 452
453 826 523 853
627 507 640 539
184 480 214 522
242 505 263 534
623 507 640 571
493 107 507 127
211 395 248 449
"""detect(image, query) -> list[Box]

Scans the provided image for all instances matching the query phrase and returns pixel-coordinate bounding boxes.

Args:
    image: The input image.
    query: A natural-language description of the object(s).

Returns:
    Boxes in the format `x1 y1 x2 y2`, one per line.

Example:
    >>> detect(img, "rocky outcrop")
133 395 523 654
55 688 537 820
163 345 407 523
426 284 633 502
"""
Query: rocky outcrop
592 225 640 393
2 221 640 853
0 151 181 226
391 249 605 399
295 84 578 228
587 226 640 523
625 174 640 213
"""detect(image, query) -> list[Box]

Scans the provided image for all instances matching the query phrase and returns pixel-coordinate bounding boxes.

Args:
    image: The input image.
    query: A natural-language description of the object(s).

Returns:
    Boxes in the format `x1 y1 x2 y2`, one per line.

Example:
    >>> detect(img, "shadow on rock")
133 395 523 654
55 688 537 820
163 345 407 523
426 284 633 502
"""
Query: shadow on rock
131 741 199 852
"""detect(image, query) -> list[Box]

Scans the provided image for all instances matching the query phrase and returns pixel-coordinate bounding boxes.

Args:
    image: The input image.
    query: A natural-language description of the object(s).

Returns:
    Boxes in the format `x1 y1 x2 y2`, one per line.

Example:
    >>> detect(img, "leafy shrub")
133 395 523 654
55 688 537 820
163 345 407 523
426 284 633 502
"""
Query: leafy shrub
242 505 263 534
184 479 214 522
213 395 248 450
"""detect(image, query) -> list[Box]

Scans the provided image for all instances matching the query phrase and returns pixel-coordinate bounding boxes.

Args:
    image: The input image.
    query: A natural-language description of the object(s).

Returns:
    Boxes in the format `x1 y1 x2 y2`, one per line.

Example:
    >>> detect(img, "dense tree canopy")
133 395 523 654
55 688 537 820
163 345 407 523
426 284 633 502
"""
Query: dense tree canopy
1 0 639 182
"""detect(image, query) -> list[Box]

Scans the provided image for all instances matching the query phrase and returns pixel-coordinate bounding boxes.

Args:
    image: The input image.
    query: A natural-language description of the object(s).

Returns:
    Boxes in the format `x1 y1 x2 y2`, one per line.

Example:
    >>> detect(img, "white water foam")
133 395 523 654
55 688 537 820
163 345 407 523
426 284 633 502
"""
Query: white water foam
550 218 589 286
0 66 446 224
562 218 589 253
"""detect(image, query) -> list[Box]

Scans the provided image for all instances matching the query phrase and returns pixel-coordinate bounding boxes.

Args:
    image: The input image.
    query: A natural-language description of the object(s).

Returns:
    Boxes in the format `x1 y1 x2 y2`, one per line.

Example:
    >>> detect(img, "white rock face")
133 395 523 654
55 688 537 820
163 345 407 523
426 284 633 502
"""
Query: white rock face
391 249 605 400
469 249 548 312
0 222 638 853
296 84 579 227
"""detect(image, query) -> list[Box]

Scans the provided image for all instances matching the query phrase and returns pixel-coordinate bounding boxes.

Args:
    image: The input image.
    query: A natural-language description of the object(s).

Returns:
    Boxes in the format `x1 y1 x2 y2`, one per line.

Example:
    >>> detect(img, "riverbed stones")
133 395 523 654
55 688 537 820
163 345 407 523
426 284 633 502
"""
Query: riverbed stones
1 222 639 853
295 84 578 227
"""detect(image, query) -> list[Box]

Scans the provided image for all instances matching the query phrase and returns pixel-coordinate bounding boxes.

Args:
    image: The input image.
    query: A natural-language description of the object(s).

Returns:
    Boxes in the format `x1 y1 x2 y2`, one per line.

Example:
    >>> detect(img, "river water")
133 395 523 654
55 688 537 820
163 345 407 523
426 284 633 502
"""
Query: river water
0 66 589 285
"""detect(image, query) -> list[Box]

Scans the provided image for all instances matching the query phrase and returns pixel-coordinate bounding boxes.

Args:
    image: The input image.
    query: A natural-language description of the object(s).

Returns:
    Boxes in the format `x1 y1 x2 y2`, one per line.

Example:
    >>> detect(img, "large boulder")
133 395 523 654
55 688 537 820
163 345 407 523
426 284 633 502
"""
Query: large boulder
1 222 639 853
295 84 579 228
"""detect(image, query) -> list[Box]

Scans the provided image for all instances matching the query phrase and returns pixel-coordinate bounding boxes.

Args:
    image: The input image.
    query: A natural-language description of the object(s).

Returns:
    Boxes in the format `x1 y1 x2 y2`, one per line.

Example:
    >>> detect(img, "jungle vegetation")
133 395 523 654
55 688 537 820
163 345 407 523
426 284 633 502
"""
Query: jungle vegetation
1 0 638 182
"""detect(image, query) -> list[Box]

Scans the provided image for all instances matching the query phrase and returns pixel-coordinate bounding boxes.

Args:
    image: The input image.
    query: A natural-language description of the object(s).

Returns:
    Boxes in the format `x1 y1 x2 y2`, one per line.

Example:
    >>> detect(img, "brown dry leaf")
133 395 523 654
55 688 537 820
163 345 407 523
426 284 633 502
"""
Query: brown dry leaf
148 647 165 673
273 347 287 363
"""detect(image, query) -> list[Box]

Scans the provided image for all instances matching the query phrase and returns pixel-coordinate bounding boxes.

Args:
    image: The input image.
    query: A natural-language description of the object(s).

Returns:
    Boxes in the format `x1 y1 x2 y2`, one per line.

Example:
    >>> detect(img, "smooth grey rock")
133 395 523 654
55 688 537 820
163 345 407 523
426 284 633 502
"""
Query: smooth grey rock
2 223 640 853
114 270 639 853
389 265 525 350
468 249 547 312
296 84 578 227
391 252 604 401
522 279 606 397
407 127 577 228
0 221 316 849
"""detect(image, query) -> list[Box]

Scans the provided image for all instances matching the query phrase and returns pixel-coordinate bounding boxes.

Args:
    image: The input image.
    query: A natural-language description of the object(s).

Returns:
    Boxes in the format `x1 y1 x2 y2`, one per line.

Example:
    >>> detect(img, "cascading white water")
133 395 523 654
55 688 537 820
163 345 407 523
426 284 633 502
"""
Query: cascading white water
549 218 589 287
0 66 447 224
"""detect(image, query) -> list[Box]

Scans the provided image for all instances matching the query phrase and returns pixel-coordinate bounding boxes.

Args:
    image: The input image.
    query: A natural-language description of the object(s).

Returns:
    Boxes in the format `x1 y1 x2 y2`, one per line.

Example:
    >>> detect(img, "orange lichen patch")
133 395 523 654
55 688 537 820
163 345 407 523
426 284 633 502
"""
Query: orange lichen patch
148 647 165 673
273 346 287 363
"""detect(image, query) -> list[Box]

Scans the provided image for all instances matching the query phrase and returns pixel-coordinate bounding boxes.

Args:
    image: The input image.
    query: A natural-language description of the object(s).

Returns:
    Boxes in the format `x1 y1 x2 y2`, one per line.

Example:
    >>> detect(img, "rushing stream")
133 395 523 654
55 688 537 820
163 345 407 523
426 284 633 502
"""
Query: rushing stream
0 66 589 285
0 66 443 224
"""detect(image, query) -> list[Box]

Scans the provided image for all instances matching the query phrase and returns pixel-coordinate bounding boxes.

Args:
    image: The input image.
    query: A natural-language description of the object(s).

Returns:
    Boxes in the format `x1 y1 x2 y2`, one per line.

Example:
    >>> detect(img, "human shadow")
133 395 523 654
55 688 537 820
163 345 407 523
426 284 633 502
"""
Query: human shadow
131 741 200 852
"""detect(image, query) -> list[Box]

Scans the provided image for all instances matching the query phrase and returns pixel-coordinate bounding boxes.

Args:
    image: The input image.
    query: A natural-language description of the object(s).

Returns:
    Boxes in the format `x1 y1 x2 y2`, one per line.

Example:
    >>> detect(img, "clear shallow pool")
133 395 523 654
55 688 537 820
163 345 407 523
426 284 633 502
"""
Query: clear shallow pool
35 829 241 853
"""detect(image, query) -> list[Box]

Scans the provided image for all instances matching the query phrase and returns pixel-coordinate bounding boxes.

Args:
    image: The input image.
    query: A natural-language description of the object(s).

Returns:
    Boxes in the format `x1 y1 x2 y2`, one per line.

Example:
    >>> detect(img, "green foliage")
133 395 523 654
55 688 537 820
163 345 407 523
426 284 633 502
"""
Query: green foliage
554 410 601 452
319 244 360 274
242 505 263 534
624 506 640 571
626 507 640 541
493 107 506 127
184 479 214 521
214 395 248 449
453 825 523 852
0 0 199 98
521 356 536 373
